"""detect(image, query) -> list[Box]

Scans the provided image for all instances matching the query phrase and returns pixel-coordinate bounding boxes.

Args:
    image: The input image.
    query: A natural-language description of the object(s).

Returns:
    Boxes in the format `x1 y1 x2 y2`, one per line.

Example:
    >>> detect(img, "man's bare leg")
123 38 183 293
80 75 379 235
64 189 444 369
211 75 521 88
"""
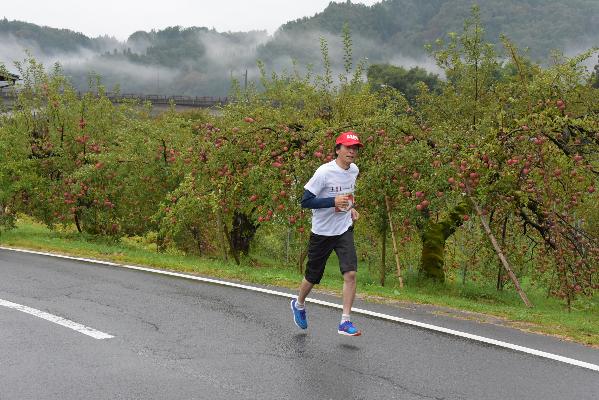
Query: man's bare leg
342 271 357 315
298 278 314 304
337 270 361 335
343 271 356 315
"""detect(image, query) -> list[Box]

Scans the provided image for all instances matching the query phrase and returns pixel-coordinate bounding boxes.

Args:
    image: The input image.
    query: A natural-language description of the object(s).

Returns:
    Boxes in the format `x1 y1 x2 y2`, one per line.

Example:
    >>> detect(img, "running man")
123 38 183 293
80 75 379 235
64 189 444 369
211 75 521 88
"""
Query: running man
290 131 363 336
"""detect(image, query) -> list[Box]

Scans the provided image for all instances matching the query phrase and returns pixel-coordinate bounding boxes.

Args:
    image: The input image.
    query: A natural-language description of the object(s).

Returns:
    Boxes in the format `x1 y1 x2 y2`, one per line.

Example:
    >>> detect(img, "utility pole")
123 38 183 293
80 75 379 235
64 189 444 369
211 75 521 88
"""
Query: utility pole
244 69 248 90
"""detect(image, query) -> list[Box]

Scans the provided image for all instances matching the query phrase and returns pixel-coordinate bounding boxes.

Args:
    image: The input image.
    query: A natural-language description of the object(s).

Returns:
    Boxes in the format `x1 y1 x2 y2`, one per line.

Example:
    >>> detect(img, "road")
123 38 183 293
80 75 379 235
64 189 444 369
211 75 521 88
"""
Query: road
1 248 598 400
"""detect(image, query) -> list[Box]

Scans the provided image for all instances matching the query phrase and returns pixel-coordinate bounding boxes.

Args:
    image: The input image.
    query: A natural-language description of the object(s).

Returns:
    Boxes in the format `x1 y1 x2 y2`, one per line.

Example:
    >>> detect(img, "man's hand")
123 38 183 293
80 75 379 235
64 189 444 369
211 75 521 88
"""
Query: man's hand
351 208 359 221
335 194 351 210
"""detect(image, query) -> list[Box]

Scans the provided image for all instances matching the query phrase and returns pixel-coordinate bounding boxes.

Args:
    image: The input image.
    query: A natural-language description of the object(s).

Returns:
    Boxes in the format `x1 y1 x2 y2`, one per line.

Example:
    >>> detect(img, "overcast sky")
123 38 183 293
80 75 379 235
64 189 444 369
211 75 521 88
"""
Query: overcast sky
2 0 382 41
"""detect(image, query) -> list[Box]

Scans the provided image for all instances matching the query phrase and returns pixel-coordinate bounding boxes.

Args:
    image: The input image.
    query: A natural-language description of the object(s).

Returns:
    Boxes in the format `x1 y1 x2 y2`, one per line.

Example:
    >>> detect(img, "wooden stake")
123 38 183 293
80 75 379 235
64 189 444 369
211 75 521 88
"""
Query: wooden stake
385 196 404 288
470 198 533 308
380 229 386 286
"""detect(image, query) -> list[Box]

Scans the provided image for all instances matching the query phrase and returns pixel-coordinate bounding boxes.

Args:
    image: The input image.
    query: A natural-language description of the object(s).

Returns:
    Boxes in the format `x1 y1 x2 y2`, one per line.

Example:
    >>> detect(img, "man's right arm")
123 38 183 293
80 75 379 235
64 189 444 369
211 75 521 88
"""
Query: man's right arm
300 189 335 209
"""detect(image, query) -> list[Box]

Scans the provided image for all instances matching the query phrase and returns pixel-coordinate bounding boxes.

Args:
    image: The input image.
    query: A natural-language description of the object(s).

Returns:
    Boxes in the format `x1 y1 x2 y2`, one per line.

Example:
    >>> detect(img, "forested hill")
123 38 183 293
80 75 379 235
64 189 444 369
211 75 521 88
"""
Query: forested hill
1 0 598 95
0 19 120 54
260 0 599 63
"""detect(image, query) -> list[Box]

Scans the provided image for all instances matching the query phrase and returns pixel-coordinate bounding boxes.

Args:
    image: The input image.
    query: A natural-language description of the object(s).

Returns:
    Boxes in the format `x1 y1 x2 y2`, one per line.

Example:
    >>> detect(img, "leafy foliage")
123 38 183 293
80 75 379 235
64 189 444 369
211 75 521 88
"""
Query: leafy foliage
366 64 441 103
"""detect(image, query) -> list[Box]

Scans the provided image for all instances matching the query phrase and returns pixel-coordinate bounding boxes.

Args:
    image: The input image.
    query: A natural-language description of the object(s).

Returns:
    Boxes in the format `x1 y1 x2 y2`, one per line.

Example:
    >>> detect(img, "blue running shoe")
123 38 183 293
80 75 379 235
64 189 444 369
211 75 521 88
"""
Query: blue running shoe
338 320 361 336
290 299 307 329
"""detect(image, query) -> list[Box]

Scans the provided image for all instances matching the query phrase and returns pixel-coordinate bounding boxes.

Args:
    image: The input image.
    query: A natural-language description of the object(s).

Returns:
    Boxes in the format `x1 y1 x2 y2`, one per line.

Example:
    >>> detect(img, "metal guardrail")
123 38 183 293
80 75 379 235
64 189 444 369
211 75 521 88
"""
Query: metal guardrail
0 90 227 108
104 93 228 107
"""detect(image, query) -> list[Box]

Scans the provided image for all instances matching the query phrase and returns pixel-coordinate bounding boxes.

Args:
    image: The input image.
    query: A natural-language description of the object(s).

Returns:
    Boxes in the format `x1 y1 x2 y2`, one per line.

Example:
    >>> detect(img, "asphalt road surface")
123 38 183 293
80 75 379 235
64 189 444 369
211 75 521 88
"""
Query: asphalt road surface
1 248 598 400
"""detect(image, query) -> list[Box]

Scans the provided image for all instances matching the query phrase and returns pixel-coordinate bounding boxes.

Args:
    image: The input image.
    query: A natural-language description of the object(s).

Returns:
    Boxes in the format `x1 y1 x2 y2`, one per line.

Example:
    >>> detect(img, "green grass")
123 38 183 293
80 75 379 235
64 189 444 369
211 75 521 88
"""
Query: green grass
1 217 597 347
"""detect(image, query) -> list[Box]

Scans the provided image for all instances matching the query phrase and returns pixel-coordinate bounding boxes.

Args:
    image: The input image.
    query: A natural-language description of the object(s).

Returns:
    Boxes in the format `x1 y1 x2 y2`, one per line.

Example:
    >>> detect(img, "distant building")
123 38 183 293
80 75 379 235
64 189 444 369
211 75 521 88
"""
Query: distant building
0 72 19 89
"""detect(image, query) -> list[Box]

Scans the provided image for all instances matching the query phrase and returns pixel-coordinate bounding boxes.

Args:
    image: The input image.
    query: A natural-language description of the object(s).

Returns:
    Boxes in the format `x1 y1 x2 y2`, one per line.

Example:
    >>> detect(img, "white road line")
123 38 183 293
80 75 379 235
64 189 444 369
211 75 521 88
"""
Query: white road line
1 246 598 372
0 298 114 339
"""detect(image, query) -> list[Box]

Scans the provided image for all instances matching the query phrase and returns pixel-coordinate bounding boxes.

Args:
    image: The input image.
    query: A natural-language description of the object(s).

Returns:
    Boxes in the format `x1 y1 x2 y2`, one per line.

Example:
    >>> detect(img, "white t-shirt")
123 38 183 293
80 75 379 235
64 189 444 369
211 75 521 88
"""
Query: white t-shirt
304 160 359 236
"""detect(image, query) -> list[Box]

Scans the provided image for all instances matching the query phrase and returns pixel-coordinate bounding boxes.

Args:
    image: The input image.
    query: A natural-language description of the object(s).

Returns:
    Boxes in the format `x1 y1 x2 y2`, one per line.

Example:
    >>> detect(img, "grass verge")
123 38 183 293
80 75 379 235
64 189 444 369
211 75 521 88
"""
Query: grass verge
1 218 597 347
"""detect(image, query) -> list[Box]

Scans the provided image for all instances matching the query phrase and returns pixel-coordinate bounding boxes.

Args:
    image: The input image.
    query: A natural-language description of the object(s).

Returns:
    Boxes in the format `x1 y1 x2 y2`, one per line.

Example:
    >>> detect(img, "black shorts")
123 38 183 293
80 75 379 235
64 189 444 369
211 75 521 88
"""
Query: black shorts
304 226 357 284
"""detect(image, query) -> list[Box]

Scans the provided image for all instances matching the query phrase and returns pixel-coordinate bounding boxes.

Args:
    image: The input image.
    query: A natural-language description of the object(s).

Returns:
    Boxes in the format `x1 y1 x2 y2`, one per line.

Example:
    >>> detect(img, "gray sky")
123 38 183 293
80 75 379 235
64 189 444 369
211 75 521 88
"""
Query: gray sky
2 0 381 41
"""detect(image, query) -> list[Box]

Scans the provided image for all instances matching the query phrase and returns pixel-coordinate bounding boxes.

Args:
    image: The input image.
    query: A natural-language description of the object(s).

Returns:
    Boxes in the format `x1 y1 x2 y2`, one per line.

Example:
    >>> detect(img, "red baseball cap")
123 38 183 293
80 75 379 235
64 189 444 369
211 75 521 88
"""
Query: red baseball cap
336 131 364 147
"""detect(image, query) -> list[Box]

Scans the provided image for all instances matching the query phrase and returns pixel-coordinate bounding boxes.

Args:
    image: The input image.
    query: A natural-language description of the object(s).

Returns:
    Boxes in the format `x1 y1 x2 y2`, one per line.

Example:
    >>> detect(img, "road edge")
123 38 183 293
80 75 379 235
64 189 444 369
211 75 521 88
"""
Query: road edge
1 245 597 373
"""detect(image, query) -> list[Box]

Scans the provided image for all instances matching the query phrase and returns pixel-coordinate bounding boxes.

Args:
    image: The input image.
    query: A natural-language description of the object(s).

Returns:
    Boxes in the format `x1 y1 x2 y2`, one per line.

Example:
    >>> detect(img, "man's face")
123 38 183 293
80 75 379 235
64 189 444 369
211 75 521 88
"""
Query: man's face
336 144 360 164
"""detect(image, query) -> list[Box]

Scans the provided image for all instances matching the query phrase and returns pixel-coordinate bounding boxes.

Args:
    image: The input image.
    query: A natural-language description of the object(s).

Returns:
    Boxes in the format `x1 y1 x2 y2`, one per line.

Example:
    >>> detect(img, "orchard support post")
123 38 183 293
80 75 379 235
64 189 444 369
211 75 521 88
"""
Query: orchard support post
380 227 387 287
385 196 404 288
470 198 533 308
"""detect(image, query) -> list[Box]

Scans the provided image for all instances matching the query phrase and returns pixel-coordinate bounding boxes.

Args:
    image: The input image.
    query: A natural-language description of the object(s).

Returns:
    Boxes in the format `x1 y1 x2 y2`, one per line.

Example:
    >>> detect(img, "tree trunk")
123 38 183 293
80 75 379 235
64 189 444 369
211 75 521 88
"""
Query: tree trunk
216 212 228 262
229 211 257 256
419 201 471 282
74 212 82 233
189 226 202 256
223 223 240 265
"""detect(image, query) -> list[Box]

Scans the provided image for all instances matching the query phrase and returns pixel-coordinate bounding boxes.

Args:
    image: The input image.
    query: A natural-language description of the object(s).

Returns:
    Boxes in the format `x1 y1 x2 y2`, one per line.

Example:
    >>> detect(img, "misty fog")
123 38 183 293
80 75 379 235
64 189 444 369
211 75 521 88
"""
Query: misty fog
1 23 597 97
0 21 453 97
